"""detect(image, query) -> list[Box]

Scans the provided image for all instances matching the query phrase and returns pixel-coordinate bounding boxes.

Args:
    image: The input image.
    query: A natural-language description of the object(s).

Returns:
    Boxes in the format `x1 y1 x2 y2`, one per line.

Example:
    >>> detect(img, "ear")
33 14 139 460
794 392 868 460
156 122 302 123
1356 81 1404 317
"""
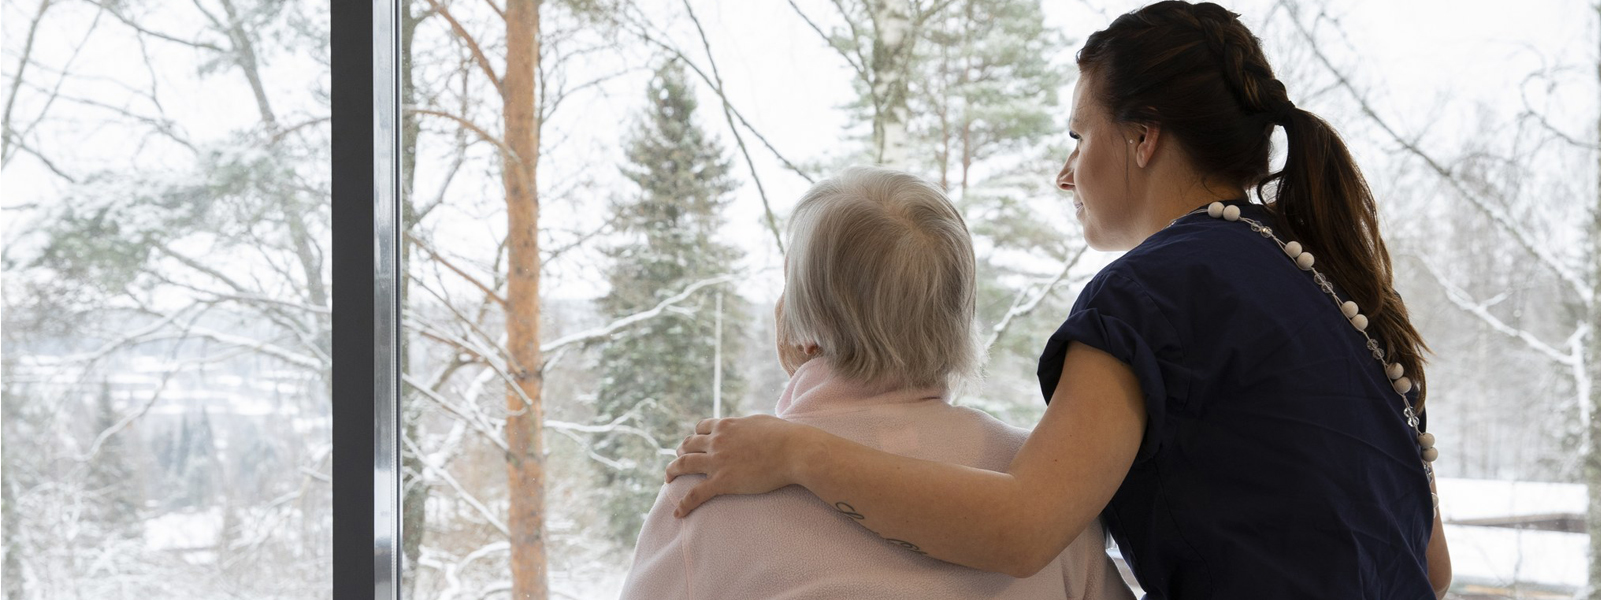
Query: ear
1131 122 1160 169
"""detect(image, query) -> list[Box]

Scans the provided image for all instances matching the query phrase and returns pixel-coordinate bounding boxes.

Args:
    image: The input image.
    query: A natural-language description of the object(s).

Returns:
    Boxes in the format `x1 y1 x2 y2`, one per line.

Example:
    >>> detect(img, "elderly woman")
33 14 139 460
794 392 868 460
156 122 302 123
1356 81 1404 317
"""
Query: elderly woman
619 167 1131 600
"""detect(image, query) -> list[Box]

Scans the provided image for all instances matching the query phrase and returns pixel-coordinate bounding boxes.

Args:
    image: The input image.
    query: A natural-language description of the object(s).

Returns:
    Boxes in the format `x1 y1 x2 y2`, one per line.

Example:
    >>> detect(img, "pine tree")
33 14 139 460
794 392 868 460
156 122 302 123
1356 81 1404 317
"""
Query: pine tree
593 60 746 543
912 0 1069 195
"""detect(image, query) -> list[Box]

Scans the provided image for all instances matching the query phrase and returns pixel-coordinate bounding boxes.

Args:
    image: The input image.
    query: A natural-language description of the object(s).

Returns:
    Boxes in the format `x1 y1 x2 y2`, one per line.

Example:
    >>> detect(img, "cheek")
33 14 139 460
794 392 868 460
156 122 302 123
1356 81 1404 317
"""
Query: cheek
1076 144 1105 196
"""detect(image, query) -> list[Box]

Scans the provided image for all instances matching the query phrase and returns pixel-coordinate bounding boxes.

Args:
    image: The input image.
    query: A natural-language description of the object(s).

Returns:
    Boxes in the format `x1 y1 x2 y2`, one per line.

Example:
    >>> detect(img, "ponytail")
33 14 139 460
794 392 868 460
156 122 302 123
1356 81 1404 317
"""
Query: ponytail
1268 108 1430 408
1080 1 1430 408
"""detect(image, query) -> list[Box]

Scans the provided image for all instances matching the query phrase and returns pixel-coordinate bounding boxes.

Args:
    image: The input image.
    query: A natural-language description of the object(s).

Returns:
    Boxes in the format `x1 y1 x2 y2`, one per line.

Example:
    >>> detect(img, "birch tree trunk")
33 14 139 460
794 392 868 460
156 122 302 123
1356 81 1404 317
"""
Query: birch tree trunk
872 0 913 168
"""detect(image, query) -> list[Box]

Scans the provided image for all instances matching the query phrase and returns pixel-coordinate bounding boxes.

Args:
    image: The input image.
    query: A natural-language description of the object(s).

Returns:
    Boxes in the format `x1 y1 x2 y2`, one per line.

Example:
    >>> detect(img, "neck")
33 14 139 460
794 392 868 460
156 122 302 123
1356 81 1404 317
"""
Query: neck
1131 178 1247 245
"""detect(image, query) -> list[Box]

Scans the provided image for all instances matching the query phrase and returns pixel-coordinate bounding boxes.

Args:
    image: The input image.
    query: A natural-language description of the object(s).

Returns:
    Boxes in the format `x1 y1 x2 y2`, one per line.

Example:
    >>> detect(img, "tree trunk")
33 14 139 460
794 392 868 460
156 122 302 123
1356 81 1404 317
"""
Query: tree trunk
2 424 20 600
871 0 913 168
398 1 428 597
1586 10 1601 595
503 1 547 598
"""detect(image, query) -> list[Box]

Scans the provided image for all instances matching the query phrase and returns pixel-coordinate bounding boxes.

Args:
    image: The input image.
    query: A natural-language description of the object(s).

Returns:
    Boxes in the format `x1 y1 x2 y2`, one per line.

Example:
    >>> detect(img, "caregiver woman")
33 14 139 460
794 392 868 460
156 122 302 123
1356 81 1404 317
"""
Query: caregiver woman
668 2 1452 598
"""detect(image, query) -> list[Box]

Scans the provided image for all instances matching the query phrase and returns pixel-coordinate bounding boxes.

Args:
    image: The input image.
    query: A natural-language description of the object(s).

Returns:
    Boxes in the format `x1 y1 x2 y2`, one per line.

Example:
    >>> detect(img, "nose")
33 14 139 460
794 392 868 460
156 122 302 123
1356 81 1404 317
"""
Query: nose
1056 163 1073 190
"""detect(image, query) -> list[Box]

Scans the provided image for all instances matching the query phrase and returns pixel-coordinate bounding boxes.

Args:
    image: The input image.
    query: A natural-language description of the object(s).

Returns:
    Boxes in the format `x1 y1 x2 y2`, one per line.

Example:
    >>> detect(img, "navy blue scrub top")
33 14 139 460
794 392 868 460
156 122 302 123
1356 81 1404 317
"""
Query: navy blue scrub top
1038 201 1434 599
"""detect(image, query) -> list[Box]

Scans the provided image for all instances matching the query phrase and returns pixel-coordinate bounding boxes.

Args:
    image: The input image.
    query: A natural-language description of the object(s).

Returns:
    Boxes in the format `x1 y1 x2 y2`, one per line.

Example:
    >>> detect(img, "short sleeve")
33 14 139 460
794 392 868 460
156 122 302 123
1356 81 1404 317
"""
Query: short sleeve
1037 271 1191 463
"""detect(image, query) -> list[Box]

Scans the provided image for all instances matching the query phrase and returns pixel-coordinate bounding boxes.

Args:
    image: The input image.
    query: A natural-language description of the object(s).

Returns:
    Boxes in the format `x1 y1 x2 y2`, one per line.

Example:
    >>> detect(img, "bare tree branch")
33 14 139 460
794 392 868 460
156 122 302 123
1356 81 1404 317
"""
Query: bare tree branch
99 0 226 52
785 0 868 78
2 0 53 165
617 8 817 187
680 0 787 254
405 106 533 191
1279 0 1594 308
1517 71 1600 151
541 214 617 265
405 231 508 306
423 0 502 92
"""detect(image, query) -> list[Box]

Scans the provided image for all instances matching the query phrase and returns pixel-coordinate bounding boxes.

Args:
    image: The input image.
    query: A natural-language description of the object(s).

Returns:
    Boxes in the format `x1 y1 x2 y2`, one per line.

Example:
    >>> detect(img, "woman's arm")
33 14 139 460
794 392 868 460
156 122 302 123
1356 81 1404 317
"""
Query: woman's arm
1427 476 1451 598
666 342 1146 577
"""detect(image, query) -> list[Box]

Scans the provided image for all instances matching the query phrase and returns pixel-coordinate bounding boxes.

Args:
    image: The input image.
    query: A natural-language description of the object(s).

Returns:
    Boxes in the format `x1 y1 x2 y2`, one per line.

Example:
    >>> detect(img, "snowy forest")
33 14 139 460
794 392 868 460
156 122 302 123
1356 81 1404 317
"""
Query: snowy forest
0 0 1596 598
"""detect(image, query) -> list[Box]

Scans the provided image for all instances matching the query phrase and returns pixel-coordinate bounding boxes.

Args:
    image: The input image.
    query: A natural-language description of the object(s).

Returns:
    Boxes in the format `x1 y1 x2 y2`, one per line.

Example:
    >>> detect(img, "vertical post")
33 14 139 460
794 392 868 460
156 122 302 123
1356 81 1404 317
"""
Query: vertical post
713 288 724 419
333 0 400 598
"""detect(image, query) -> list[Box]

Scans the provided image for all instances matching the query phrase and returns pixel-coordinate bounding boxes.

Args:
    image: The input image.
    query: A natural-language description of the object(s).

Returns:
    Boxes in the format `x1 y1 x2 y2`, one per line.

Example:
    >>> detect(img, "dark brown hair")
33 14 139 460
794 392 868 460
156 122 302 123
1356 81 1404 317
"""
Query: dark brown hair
1077 1 1430 408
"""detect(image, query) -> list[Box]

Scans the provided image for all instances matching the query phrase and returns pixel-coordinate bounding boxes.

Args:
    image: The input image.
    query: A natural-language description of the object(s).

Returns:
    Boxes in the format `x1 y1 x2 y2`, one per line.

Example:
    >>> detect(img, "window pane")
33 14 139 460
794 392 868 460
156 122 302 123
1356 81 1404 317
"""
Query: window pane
395 0 1593 598
1 0 332 597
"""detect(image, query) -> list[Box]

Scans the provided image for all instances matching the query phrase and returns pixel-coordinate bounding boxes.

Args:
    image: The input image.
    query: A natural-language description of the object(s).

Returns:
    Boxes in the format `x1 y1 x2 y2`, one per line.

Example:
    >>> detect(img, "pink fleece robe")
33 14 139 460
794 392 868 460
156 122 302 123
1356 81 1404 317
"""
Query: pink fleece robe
619 360 1134 600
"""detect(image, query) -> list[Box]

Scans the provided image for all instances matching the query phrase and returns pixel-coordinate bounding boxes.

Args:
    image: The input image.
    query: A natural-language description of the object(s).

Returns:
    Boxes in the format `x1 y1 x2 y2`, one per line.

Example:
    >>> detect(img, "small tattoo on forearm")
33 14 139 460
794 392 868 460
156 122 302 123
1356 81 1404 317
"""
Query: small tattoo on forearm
834 502 866 520
833 501 927 555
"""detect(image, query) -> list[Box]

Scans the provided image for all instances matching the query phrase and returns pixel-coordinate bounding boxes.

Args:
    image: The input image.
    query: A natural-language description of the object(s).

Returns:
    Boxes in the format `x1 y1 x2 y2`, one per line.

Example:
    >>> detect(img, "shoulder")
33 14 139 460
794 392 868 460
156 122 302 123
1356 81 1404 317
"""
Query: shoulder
950 406 1030 443
1111 213 1265 284
1080 206 1291 316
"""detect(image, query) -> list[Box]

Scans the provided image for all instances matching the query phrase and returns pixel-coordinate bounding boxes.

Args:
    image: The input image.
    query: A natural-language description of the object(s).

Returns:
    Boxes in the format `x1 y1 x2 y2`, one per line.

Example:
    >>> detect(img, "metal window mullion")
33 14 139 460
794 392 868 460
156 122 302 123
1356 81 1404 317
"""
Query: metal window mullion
332 0 401 598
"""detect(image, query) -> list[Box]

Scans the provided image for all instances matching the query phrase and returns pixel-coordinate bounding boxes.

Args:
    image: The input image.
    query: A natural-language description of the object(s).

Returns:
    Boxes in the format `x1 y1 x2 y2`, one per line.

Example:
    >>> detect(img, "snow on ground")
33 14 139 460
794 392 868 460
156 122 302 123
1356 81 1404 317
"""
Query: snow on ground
1437 478 1586 521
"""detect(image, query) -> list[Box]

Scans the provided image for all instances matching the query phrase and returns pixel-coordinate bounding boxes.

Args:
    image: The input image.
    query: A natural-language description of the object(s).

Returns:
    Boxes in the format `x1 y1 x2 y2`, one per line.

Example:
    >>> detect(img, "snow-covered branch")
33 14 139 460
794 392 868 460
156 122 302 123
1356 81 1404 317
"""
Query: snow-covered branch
1414 256 1580 368
403 372 510 452
78 360 179 462
539 273 738 357
405 315 537 413
402 434 510 537
985 245 1088 351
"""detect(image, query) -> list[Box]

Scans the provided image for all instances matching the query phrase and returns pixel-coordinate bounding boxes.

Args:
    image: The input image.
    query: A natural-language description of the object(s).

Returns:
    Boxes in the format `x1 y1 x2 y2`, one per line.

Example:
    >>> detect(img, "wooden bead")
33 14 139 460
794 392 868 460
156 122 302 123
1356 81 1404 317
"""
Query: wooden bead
1295 252 1315 270
1422 447 1439 462
1340 301 1359 318
1283 241 1303 258
1387 363 1404 381
1207 202 1225 218
1418 432 1435 449
1222 205 1242 221
1350 314 1369 331
1392 376 1412 395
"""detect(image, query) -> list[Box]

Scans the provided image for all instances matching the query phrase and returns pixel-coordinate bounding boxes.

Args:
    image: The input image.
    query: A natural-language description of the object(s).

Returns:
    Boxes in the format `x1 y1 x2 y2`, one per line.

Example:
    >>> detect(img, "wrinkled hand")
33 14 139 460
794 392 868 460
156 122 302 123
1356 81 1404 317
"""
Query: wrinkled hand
665 414 814 517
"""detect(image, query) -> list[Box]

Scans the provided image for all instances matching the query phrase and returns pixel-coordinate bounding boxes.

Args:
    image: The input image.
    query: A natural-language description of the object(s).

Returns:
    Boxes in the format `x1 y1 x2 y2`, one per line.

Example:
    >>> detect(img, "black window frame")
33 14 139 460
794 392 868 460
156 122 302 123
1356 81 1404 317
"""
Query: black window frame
332 1 401 598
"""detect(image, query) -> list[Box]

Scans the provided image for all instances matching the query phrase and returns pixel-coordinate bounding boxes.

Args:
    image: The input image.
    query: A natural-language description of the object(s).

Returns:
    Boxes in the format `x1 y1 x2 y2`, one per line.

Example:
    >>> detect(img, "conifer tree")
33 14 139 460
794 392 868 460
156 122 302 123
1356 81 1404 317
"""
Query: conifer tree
84 380 142 539
593 60 746 542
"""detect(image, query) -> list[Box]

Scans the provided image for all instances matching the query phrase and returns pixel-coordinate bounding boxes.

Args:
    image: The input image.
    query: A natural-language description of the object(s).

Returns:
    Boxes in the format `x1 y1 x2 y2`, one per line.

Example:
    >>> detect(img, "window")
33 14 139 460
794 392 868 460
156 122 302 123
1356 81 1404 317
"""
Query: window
2 0 332 597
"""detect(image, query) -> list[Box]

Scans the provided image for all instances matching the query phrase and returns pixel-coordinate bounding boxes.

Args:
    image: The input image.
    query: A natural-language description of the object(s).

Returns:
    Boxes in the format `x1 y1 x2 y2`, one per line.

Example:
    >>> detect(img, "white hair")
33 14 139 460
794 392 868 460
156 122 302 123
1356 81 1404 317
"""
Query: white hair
780 166 980 389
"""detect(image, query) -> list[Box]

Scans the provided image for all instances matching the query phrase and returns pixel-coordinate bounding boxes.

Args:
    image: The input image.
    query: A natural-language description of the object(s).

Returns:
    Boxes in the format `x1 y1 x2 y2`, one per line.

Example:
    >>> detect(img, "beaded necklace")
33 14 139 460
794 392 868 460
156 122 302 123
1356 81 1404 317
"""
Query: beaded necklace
1175 201 1439 511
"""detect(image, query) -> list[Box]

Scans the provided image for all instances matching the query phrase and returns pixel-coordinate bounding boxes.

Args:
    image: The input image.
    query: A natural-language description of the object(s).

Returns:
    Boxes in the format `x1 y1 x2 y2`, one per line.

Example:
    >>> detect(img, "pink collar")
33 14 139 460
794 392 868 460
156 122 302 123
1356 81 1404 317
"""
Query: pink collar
774 360 947 418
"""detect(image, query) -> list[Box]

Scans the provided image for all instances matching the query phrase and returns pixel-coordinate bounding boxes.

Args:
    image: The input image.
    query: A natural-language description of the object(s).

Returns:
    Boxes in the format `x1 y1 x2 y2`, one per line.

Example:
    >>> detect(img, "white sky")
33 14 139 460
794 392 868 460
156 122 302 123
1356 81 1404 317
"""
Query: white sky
533 0 1598 302
3 0 1596 306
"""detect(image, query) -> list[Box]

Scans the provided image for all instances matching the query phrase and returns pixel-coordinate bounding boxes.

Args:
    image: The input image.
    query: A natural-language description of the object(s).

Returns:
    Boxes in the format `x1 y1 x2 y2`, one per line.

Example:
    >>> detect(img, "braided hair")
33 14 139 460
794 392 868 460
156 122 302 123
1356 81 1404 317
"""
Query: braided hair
1077 1 1431 408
